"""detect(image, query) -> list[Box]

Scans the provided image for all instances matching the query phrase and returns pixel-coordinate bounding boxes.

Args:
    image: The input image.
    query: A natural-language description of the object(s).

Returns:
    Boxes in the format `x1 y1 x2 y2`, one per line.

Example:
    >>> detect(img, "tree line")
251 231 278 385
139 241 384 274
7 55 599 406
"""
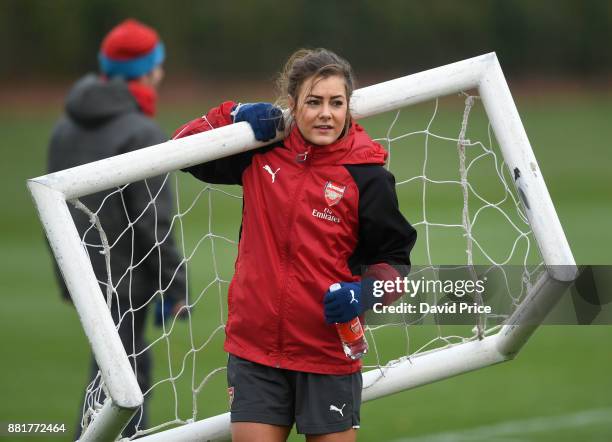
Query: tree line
1 0 609 81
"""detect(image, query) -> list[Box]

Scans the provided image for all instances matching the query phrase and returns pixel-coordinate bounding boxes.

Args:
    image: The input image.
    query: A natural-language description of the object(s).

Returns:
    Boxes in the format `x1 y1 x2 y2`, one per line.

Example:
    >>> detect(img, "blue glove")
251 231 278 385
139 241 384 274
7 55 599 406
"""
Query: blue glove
231 102 283 142
154 296 187 327
323 282 363 324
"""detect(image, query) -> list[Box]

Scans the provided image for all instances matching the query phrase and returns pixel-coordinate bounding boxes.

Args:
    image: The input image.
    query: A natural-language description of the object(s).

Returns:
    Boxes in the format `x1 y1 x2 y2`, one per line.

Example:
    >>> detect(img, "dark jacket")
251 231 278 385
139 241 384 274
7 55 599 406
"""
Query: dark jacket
176 102 416 374
47 74 186 306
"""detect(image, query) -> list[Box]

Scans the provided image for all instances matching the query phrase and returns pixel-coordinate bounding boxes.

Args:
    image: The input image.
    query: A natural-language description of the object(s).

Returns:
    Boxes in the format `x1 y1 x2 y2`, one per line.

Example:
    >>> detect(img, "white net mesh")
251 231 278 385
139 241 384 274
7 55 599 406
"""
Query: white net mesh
73 92 544 438
361 93 544 374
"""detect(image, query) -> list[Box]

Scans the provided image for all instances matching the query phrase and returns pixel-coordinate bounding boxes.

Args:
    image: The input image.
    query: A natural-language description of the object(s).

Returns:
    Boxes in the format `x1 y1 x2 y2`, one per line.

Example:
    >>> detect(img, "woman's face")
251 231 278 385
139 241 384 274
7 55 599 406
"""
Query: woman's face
290 74 348 146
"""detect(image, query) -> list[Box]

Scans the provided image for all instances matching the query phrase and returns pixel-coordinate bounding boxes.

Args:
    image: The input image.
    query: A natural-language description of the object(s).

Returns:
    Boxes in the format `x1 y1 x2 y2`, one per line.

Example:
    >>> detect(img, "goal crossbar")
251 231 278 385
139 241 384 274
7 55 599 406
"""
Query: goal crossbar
28 52 576 441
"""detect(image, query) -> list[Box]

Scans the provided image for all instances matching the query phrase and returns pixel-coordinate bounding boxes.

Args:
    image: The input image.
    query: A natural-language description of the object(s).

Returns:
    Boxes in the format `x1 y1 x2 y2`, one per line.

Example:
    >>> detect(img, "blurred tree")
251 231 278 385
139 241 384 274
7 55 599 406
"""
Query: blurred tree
0 0 609 81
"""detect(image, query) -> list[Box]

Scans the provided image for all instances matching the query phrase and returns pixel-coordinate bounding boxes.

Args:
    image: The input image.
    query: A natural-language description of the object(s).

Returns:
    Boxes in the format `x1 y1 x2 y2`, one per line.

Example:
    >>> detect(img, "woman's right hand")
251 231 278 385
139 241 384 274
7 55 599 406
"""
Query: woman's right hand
231 102 283 142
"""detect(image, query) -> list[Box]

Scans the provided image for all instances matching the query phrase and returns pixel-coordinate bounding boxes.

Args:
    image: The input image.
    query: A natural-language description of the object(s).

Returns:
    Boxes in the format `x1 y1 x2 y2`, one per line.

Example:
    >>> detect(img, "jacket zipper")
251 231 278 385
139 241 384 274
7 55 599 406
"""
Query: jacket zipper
275 148 311 367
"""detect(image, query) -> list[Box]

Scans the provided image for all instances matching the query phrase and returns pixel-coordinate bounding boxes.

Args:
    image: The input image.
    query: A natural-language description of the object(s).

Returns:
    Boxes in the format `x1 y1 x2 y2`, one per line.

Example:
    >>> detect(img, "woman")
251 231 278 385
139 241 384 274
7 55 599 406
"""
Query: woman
174 48 416 442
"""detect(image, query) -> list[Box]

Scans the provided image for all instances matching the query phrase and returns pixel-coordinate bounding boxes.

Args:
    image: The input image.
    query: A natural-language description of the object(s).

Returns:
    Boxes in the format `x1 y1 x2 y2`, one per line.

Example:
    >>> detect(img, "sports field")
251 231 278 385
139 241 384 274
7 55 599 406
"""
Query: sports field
1 86 611 441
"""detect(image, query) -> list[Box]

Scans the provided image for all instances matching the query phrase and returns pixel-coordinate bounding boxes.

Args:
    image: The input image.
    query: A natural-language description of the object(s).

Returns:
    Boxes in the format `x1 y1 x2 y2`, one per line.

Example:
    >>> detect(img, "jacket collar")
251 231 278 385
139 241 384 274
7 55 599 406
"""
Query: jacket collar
284 122 388 166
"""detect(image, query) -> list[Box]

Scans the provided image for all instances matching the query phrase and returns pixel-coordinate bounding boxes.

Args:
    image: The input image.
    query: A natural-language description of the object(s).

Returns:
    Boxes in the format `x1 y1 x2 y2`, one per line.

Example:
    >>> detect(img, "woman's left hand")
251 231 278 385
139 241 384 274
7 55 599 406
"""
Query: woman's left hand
323 282 362 324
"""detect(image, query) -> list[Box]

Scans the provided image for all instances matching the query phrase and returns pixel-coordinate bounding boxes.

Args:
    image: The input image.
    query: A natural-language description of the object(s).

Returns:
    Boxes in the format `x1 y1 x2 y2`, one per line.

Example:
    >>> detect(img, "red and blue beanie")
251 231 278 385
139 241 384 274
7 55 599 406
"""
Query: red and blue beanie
98 19 165 79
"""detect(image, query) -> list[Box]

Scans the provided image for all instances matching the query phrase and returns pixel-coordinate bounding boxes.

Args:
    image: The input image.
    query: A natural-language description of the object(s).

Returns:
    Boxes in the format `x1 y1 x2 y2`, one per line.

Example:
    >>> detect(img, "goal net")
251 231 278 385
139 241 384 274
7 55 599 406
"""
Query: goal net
29 53 576 441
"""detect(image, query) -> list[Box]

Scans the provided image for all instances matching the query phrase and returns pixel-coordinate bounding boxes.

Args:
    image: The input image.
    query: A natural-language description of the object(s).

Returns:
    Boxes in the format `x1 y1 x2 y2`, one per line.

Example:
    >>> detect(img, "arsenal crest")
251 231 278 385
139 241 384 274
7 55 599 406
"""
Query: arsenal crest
324 181 346 206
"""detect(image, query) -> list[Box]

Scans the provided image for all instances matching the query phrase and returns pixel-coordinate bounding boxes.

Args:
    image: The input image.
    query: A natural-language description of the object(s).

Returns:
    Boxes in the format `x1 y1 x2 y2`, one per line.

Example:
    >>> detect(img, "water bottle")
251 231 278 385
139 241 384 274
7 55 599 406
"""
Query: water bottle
329 283 368 360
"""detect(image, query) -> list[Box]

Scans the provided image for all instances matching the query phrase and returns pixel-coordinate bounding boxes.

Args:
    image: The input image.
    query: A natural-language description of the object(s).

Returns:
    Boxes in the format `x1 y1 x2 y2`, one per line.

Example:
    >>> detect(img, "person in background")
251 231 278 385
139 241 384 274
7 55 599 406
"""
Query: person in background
47 19 187 438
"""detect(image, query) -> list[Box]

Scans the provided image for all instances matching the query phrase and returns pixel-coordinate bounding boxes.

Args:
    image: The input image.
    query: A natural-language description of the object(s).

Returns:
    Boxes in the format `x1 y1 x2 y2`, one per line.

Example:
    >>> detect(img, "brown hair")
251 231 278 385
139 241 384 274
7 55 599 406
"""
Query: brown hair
276 48 356 131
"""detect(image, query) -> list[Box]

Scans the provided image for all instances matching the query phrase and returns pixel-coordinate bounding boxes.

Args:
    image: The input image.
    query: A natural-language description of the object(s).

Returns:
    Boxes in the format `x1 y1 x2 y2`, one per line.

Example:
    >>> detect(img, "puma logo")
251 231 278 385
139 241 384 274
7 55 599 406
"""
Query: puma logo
350 290 358 304
263 165 280 183
329 403 346 417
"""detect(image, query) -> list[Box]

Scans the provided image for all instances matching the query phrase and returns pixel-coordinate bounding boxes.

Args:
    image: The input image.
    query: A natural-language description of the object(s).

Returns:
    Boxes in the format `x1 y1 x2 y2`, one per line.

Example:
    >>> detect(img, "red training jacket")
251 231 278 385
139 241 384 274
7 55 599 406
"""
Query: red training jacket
174 102 416 374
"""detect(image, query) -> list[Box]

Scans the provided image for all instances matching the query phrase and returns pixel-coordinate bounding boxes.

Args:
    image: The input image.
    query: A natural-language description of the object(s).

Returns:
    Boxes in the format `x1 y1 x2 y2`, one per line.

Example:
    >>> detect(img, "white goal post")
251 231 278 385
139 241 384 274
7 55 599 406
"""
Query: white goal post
28 53 576 441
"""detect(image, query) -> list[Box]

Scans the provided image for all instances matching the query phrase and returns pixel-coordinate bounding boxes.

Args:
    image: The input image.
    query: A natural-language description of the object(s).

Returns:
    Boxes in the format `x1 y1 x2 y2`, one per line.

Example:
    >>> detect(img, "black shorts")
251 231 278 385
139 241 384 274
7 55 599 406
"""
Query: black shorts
227 354 362 435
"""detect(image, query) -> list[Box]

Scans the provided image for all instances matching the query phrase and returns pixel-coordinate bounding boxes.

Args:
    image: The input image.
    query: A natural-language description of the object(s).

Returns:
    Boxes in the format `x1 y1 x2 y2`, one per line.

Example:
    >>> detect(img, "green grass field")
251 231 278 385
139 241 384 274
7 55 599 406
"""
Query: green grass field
1 89 611 441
